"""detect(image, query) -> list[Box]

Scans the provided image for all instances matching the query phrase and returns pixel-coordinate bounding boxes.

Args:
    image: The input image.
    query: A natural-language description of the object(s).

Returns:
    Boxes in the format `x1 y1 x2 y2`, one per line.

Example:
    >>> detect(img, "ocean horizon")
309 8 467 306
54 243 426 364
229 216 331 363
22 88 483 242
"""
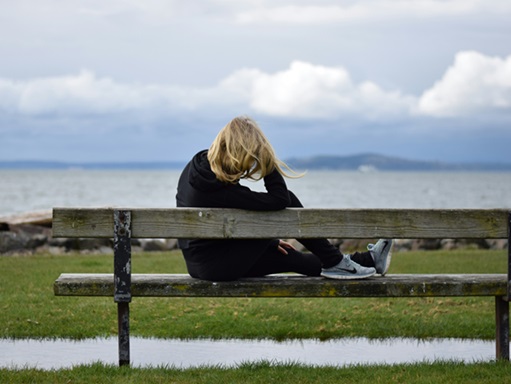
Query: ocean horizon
2 153 511 172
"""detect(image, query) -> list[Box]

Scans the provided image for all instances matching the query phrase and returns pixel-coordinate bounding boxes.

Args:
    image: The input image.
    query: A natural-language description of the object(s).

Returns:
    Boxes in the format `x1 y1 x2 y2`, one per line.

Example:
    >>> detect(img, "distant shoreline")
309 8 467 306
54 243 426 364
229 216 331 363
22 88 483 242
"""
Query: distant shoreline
1 153 511 172
0 161 187 171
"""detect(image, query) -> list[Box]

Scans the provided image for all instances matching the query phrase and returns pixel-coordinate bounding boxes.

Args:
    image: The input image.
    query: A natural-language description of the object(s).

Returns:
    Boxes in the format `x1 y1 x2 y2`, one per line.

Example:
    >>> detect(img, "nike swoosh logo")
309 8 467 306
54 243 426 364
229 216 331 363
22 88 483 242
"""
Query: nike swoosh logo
341 267 358 274
381 241 389 254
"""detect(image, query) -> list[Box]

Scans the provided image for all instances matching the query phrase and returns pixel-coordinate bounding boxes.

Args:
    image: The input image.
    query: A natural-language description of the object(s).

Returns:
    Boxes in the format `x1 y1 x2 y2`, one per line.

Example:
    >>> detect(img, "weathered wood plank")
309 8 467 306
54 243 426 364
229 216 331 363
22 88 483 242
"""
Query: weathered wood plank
52 208 114 238
54 273 507 298
52 208 509 239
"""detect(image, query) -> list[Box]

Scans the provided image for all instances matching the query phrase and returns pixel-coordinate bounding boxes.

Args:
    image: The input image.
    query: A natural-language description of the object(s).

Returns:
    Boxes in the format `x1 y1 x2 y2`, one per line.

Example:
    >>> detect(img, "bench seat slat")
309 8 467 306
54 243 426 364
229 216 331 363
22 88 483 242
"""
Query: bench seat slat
54 273 507 298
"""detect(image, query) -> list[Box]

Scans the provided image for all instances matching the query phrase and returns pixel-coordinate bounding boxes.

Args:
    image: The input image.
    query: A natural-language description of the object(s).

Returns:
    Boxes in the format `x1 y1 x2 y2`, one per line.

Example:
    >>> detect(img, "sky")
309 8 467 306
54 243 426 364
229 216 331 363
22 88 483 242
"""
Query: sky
0 0 510 164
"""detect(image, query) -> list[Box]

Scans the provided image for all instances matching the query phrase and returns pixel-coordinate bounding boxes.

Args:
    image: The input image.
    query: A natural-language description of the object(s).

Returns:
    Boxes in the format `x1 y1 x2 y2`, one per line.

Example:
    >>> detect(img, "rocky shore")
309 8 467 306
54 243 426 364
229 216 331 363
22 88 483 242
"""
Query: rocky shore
0 211 507 255
0 211 178 255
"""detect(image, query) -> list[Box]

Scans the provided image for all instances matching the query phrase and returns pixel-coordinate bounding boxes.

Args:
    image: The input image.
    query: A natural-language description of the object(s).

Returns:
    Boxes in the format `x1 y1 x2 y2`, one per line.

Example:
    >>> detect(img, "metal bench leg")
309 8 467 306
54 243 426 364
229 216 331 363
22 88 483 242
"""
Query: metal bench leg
118 302 130 366
496 296 509 360
114 210 132 366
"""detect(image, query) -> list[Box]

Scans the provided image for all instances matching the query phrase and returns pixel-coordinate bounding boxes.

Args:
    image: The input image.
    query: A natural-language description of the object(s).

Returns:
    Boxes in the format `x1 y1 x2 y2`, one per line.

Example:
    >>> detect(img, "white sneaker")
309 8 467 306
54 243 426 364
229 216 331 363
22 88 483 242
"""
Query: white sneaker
321 254 376 280
368 239 393 276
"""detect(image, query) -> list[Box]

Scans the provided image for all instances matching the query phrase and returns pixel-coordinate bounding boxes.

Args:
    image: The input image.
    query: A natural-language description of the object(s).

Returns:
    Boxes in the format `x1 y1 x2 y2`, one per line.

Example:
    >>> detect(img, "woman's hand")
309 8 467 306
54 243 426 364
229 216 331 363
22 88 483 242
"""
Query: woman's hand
277 240 297 255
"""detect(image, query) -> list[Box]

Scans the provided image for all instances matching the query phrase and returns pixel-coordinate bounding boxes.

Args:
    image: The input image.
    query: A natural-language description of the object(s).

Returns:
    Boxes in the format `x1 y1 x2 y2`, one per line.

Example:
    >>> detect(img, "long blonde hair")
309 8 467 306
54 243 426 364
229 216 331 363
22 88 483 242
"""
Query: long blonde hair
208 116 298 183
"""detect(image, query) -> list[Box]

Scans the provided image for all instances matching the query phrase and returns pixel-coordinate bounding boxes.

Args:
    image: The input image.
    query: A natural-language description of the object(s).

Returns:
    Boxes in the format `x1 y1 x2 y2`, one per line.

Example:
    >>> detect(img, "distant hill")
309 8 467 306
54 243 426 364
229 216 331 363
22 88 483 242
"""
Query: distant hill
1 154 510 171
285 153 511 171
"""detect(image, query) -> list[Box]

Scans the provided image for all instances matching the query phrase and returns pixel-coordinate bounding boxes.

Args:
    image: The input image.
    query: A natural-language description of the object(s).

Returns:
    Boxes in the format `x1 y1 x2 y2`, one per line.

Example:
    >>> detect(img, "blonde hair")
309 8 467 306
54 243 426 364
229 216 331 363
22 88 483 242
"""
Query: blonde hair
208 116 299 183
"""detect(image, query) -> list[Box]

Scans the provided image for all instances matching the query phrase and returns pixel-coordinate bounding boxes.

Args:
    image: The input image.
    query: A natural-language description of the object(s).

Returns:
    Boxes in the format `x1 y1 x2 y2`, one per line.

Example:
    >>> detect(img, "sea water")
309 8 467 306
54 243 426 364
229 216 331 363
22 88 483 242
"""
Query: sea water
1 169 510 217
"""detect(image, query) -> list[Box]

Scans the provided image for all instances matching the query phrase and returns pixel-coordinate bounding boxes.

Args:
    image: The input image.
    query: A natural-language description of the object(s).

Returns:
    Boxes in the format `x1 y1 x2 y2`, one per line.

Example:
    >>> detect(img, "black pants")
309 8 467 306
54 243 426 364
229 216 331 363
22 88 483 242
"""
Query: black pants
182 192 374 281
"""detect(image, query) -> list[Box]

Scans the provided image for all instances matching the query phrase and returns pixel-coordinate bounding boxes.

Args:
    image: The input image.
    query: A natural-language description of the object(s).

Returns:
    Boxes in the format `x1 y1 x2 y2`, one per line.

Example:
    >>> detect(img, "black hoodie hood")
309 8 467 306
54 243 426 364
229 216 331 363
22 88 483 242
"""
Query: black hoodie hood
187 150 225 192
177 149 291 211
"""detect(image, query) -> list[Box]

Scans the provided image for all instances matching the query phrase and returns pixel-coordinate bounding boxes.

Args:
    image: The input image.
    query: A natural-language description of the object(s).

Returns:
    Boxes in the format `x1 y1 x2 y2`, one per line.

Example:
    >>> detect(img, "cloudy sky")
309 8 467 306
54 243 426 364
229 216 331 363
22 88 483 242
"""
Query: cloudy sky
1 0 510 164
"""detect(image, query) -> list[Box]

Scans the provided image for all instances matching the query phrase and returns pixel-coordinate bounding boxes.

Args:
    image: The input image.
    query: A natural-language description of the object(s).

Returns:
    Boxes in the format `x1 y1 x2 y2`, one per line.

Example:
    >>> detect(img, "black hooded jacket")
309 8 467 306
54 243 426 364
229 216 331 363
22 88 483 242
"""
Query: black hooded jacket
176 150 291 210
175 150 344 278
175 150 292 249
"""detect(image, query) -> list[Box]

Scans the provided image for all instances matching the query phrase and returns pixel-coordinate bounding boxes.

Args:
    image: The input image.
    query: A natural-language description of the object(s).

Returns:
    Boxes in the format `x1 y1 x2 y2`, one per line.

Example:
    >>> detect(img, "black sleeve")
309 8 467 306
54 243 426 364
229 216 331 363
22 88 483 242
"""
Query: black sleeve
215 169 292 211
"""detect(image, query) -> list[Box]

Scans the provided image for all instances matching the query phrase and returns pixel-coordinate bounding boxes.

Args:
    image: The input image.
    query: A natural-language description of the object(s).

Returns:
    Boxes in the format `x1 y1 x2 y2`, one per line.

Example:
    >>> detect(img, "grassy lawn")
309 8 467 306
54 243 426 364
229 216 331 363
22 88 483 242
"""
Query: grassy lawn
2 361 511 384
0 249 506 340
1 248 509 382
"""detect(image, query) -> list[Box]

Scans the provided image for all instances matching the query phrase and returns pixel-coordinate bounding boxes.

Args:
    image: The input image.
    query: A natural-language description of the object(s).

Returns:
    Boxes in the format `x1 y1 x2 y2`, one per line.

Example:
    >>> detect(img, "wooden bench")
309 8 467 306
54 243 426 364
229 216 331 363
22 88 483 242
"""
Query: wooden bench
52 208 511 366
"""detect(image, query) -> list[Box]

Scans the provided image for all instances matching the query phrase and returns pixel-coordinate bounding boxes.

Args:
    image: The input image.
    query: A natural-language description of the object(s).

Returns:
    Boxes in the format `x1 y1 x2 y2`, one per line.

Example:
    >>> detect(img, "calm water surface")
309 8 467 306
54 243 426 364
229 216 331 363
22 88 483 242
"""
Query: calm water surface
0 337 495 370
1 170 510 216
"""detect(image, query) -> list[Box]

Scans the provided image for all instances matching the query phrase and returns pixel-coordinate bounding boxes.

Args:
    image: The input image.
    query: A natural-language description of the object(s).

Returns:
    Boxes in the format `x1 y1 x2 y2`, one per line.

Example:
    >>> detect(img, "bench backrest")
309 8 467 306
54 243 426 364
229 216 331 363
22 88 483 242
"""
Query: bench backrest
52 208 509 239
52 207 511 303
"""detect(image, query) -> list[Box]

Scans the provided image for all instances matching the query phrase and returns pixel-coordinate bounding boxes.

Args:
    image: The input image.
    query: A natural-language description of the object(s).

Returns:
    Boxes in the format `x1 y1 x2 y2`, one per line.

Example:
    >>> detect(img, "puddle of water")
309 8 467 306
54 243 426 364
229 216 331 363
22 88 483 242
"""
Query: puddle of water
0 337 495 370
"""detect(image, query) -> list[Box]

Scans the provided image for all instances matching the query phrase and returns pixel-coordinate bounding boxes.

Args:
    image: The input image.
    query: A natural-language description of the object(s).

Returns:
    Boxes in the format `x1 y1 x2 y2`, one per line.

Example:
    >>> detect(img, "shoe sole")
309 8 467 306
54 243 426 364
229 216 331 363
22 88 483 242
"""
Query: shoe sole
321 271 376 280
374 240 393 276
380 251 392 276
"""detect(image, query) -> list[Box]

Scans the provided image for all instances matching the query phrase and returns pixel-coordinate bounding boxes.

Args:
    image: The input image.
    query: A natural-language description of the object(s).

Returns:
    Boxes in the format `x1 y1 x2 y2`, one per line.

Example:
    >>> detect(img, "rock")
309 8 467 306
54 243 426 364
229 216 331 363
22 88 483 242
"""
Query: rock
0 210 52 226
140 239 166 252
9 223 52 238
140 239 178 252
440 239 458 250
47 246 67 255
0 231 28 254
0 223 49 254
0 214 53 254
487 239 508 250
27 234 49 249
414 239 443 251
61 238 113 252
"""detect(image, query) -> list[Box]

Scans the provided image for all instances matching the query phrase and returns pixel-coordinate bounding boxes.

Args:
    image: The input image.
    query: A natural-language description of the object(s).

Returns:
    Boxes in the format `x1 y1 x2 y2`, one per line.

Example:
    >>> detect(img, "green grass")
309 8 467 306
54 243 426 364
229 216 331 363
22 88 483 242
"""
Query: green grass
2 361 511 384
0 249 506 340
0 249 509 381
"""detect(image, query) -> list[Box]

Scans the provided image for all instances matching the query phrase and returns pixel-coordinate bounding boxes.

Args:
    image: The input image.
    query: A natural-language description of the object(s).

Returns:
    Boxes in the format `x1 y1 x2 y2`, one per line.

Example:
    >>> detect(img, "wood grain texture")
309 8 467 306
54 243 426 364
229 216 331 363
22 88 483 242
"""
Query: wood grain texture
54 273 507 298
52 208 509 239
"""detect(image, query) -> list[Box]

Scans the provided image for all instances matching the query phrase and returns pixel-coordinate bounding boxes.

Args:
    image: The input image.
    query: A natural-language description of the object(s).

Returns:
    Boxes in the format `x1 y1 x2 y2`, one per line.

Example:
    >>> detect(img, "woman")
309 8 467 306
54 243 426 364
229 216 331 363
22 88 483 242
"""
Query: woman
176 116 392 281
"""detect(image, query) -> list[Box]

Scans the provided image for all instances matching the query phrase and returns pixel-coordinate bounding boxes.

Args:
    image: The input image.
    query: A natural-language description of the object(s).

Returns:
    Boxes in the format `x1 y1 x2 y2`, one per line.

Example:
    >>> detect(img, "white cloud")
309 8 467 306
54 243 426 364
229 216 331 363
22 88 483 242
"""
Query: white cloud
221 61 414 119
0 51 509 127
417 51 511 117
0 70 223 119
0 71 145 116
